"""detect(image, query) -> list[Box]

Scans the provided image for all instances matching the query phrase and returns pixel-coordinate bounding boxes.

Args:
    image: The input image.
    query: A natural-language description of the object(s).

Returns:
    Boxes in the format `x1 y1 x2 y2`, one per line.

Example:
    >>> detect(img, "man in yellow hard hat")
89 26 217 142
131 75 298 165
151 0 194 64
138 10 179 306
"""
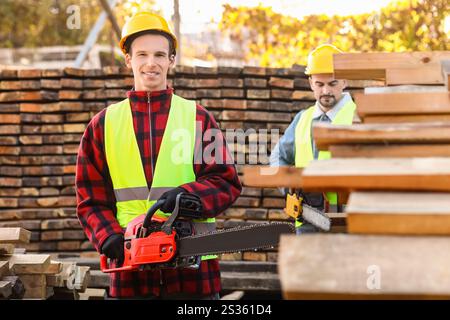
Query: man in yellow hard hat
270 44 356 234
76 12 241 299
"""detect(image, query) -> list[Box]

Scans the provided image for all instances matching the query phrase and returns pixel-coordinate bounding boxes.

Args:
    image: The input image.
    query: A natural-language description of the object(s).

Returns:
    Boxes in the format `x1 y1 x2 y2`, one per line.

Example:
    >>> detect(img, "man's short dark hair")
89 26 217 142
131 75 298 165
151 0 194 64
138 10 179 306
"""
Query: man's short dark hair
124 30 176 57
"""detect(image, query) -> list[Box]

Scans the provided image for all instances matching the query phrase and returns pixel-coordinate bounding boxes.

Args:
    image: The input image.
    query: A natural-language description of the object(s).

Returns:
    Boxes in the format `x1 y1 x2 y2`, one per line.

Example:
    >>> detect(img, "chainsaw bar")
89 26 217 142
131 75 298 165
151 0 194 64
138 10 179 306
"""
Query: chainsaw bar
178 222 295 257
302 204 331 231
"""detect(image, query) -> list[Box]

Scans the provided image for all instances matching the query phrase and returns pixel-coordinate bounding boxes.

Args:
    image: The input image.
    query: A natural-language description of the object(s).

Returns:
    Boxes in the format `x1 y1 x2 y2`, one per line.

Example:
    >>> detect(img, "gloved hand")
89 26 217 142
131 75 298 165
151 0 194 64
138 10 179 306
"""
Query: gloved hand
101 233 124 266
302 192 325 211
159 187 186 213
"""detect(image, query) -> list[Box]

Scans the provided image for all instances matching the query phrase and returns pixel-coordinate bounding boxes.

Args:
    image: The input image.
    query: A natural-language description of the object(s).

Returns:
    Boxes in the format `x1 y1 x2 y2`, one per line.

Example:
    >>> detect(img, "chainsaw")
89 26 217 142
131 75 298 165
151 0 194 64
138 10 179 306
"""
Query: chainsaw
285 190 331 231
100 193 295 273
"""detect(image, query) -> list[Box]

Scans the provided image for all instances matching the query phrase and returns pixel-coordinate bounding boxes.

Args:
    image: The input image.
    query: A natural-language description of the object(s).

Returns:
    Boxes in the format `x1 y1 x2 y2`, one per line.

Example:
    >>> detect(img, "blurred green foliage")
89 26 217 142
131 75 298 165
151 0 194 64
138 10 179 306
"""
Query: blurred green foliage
0 0 158 48
219 0 450 67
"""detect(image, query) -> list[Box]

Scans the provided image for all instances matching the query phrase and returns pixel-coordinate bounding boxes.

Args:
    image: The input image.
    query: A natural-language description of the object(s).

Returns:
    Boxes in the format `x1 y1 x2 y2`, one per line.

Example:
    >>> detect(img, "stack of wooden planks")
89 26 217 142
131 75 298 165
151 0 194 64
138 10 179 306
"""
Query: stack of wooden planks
354 90 450 124
277 52 450 299
313 122 450 158
333 51 450 85
0 227 91 299
336 51 450 124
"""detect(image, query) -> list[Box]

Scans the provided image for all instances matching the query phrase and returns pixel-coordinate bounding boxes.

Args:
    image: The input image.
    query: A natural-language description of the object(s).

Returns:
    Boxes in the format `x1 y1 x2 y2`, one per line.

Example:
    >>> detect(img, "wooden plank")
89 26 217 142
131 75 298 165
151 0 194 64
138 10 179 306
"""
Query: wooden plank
20 274 47 299
334 51 450 83
334 68 385 81
363 114 450 124
330 144 450 158
87 270 109 288
441 59 450 90
313 122 450 150
0 281 12 298
46 261 76 288
43 261 62 274
386 66 445 85
346 192 450 235
13 248 26 254
78 288 105 300
73 266 90 292
0 244 15 255
220 290 244 300
364 84 446 94
329 211 347 233
354 92 450 116
60 262 76 288
46 274 64 287
279 234 450 299
330 225 347 233
7 254 51 274
301 158 450 192
1 276 25 299
242 166 303 188
0 228 31 244
0 261 9 278
221 272 280 291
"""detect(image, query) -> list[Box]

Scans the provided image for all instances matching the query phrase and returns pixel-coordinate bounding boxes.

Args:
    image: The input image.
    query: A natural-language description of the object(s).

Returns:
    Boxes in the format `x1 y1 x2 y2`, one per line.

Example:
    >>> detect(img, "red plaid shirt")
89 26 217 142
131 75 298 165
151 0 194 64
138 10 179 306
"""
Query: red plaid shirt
76 88 242 298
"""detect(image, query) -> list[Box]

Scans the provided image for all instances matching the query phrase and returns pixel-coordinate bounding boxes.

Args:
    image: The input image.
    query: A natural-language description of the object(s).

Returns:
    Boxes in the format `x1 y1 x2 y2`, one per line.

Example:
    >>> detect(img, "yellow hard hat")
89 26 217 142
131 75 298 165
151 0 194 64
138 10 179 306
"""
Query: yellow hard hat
304 44 343 75
119 12 177 54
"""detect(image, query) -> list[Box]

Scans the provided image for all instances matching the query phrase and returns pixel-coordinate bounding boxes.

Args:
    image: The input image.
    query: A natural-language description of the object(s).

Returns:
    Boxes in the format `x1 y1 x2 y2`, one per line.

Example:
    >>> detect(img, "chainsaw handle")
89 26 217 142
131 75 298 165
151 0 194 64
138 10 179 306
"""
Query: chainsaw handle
142 199 166 229
100 254 134 273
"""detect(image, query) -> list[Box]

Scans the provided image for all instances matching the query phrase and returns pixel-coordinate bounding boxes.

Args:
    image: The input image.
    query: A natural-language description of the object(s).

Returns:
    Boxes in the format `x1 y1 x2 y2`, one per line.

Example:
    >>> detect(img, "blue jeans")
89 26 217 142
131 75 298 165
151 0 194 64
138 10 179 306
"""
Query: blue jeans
296 222 319 235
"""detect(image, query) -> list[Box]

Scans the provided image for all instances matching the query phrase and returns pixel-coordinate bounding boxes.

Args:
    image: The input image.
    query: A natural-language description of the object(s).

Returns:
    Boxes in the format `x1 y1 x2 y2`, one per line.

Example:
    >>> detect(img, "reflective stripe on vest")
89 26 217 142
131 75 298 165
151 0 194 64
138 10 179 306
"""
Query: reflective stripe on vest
294 100 356 228
104 94 216 260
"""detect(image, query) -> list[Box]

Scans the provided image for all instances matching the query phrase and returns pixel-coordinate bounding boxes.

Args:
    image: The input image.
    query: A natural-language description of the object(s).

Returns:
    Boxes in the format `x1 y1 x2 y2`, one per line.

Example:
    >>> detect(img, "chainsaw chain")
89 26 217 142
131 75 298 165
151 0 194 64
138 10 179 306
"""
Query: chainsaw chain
178 222 295 257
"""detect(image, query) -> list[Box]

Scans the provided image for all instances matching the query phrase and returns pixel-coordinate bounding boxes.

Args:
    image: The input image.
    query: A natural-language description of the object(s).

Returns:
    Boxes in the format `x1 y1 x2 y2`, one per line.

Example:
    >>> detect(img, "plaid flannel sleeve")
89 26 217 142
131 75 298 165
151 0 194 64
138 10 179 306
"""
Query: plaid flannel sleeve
75 110 124 252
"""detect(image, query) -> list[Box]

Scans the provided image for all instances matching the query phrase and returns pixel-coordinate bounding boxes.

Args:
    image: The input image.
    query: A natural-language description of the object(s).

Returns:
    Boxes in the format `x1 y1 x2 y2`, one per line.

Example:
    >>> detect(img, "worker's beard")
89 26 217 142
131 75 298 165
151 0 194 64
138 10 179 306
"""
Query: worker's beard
319 94 337 109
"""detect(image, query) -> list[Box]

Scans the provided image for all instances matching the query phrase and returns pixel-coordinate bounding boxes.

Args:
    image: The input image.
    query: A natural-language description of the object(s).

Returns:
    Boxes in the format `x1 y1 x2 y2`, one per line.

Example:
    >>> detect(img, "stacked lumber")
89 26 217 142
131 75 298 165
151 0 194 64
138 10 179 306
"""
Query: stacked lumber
354 90 450 124
314 122 450 158
278 234 450 299
333 51 450 85
334 52 450 124
0 227 90 299
54 256 282 295
278 51 450 299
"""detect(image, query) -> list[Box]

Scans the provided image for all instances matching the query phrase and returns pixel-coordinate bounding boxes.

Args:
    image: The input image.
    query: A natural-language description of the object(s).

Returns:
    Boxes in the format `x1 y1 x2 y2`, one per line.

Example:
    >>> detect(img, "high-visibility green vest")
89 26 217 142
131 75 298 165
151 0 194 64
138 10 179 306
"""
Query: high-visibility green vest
104 94 216 260
294 100 356 228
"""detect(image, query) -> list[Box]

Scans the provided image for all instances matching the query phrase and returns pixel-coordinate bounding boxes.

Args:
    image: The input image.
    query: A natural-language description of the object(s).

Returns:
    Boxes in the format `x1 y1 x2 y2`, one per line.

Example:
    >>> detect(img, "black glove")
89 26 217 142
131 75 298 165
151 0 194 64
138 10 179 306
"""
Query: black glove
101 233 124 266
159 187 186 213
302 192 325 211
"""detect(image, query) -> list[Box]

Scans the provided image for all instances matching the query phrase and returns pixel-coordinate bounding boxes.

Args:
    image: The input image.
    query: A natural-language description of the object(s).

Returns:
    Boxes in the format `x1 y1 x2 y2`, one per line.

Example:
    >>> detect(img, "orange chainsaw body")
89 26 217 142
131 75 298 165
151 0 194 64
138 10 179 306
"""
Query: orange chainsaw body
100 214 177 273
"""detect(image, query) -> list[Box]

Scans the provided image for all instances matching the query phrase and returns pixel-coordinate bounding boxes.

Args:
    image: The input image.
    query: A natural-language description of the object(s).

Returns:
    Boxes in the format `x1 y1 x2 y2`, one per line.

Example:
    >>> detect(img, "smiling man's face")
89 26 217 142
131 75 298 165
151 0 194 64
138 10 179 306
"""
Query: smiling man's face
125 34 174 92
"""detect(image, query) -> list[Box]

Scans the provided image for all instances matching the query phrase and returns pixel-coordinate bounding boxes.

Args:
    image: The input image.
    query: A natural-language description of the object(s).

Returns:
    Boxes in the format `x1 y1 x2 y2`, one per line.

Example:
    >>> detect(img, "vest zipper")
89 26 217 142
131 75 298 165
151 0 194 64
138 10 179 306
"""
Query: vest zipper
148 92 155 181
148 92 163 289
